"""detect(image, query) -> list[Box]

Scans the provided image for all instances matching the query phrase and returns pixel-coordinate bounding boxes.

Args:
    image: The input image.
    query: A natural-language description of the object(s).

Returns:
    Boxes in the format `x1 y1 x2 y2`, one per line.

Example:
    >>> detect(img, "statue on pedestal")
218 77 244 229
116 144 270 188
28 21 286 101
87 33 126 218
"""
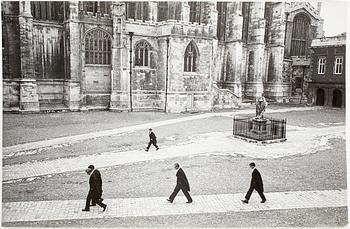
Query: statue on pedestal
255 93 268 119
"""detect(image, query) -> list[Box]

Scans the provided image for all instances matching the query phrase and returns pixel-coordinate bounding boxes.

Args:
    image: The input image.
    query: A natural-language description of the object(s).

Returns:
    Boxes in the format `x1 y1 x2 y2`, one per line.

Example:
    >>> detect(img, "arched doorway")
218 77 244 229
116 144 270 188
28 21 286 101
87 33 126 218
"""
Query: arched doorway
332 89 342 107
316 88 325 106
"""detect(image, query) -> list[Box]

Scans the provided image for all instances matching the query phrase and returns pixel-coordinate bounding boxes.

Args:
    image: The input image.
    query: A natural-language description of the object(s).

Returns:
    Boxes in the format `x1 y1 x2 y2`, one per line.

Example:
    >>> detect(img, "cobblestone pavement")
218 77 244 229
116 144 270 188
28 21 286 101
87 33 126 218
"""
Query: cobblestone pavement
2 189 346 223
3 106 319 155
3 124 344 182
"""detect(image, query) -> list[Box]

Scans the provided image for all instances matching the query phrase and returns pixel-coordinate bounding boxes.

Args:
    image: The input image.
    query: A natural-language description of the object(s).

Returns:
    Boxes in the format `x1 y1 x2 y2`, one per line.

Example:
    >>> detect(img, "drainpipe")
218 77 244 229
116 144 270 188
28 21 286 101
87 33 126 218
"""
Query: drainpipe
165 37 170 112
129 32 134 111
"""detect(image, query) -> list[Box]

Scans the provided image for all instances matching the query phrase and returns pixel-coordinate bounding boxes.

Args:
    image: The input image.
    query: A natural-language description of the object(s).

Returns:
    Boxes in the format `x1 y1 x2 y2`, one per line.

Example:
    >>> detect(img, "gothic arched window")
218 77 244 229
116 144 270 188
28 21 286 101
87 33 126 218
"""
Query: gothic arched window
84 29 112 65
31 2 63 22
216 2 227 41
126 2 149 21
189 2 202 24
83 2 111 15
291 13 310 56
135 40 150 67
184 42 198 72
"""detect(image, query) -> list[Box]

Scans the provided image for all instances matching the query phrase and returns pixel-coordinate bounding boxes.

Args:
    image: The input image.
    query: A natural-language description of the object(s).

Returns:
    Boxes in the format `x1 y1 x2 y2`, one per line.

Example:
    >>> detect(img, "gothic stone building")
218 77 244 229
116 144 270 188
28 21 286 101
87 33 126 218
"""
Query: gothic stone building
2 1 324 112
308 33 346 108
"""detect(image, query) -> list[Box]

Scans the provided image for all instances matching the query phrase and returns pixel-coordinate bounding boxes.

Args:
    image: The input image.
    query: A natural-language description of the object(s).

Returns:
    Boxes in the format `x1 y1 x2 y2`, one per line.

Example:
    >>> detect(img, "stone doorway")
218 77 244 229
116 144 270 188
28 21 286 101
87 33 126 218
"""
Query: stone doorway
332 89 342 108
316 88 325 106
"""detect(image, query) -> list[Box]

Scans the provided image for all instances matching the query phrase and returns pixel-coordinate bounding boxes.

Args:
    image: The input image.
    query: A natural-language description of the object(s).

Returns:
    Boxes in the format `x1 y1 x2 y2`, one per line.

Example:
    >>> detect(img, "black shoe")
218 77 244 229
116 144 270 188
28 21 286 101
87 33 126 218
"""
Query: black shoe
156 148 159 151
145 149 148 152
102 204 107 212
261 200 266 203
167 199 173 203
186 201 192 204
89 204 96 206
241 199 248 204
82 209 90 211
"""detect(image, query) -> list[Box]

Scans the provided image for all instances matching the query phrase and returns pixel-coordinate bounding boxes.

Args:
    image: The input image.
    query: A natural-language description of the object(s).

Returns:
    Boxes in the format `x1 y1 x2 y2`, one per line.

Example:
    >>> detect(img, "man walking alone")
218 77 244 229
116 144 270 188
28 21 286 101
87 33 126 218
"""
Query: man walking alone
145 128 159 152
167 163 192 203
241 162 266 204
82 165 107 212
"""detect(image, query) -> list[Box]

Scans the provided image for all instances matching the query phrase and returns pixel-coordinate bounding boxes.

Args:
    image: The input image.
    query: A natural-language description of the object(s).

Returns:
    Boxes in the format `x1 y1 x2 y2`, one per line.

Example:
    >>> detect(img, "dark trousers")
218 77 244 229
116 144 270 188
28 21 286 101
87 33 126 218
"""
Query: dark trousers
245 186 266 201
147 140 158 150
169 184 192 202
84 190 106 210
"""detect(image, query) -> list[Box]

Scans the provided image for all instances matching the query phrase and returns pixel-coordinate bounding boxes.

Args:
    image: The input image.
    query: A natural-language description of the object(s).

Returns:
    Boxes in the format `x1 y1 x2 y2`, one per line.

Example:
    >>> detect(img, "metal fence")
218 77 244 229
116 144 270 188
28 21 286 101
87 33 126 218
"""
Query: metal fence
233 116 286 141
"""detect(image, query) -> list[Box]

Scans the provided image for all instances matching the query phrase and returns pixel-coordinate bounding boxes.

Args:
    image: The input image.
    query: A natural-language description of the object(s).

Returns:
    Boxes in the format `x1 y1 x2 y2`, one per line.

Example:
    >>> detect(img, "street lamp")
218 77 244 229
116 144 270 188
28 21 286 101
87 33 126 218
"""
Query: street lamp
129 31 134 112
165 37 170 112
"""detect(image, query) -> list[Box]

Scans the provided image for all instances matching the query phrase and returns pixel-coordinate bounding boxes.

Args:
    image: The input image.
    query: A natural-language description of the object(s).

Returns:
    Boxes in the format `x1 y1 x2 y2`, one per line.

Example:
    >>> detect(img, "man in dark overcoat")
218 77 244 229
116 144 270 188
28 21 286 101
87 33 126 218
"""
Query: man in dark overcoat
82 165 107 211
145 128 159 151
167 163 192 203
242 162 266 204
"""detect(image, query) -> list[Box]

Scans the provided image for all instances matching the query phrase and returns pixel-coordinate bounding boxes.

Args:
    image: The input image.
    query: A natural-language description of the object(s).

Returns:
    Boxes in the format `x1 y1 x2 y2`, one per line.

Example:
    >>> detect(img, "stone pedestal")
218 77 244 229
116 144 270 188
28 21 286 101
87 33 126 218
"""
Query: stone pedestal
251 118 267 135
19 79 39 112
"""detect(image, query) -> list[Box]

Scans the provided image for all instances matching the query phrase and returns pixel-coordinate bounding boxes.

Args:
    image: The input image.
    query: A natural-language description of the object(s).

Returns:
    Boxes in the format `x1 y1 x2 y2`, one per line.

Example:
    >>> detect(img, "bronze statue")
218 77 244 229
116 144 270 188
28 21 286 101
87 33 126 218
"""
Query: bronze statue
255 93 267 119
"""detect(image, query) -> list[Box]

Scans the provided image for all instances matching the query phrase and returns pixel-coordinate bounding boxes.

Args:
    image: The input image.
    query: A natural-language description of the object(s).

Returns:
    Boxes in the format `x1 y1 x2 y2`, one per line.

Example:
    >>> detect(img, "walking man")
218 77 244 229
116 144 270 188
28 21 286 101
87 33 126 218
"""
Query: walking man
82 165 107 212
167 163 192 203
145 128 159 151
242 162 266 204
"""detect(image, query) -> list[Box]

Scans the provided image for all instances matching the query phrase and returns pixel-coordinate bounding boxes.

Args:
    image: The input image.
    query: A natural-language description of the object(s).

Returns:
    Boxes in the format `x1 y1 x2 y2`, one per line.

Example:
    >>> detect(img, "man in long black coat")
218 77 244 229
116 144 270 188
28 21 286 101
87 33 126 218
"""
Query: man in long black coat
145 128 159 152
82 165 107 211
242 162 266 203
167 163 192 203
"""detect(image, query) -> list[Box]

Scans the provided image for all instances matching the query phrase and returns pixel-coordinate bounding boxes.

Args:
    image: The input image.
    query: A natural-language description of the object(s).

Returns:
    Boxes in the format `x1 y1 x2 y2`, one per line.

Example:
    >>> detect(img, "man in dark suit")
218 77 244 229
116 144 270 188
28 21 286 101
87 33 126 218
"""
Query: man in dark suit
145 128 159 152
241 162 266 204
167 163 192 203
82 165 107 212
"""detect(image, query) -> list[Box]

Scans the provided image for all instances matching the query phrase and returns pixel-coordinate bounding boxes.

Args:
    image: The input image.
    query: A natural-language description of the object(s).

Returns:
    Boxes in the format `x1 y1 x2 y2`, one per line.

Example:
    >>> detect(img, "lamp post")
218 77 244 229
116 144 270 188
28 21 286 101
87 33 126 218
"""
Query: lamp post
129 31 134 111
165 37 170 112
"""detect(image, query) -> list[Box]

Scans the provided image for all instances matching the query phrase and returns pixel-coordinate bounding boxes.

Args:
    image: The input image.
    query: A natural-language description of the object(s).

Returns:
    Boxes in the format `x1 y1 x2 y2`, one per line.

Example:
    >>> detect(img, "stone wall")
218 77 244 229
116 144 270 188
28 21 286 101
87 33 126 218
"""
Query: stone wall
36 79 64 105
3 80 20 111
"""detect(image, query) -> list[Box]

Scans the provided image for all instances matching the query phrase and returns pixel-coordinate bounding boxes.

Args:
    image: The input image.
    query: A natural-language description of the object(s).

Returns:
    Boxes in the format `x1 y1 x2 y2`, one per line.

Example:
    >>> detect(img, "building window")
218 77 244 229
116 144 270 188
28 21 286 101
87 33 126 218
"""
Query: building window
291 13 310 56
184 42 198 72
83 2 111 15
126 2 148 21
216 2 227 41
242 2 250 43
135 40 150 67
334 56 343 74
84 29 112 65
318 57 326 74
158 2 168 22
31 2 63 22
189 2 202 24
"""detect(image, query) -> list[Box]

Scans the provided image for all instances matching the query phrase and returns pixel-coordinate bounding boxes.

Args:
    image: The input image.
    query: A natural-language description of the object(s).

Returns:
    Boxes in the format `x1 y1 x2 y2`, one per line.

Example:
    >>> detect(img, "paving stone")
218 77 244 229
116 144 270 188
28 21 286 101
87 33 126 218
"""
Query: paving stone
2 189 346 223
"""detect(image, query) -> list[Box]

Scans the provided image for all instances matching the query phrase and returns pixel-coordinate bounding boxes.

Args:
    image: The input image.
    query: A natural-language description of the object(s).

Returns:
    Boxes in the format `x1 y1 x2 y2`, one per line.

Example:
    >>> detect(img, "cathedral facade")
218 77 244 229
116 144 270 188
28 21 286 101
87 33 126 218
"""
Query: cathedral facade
2 1 324 112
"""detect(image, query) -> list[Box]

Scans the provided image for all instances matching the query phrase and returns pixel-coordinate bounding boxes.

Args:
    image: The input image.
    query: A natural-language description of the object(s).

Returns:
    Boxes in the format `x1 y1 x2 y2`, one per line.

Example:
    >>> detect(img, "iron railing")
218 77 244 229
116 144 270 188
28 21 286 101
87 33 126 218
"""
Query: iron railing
233 116 286 141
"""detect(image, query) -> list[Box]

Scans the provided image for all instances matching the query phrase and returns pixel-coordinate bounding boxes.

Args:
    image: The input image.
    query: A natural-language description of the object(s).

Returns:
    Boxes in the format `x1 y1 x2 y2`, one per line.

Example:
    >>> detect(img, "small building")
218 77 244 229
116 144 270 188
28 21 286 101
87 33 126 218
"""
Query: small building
308 33 346 107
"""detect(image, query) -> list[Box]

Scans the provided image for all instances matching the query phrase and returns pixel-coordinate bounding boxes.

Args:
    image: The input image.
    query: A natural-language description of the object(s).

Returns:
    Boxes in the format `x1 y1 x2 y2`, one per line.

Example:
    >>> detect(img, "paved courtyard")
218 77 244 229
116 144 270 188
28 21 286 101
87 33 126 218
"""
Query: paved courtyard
2 105 347 227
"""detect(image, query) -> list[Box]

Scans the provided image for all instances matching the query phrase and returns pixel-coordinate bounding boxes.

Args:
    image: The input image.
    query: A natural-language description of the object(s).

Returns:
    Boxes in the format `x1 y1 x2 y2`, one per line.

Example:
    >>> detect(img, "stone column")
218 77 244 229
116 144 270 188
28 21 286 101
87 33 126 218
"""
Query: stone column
18 1 39 112
148 1 158 22
181 2 190 22
265 2 289 101
223 2 243 98
110 2 129 111
63 1 81 110
245 2 266 99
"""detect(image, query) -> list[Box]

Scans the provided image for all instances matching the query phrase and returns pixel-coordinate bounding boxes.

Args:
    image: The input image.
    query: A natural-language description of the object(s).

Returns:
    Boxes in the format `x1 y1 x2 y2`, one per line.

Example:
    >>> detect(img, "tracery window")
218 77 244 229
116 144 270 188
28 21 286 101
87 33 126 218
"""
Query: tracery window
83 2 111 15
242 2 250 43
184 42 198 72
126 2 149 21
135 40 150 67
158 2 168 22
291 13 310 56
31 2 63 22
84 29 112 65
216 2 227 41
189 2 202 24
